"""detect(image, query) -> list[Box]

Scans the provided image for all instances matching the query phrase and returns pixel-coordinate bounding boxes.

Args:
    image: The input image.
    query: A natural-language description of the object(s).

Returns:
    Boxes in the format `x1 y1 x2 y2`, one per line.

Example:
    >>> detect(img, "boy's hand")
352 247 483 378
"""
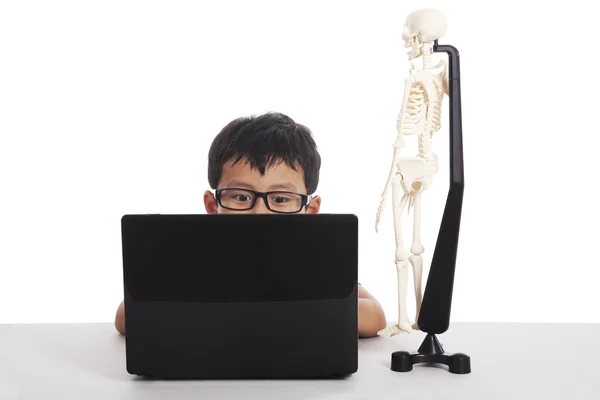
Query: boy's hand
115 300 125 335
358 286 387 338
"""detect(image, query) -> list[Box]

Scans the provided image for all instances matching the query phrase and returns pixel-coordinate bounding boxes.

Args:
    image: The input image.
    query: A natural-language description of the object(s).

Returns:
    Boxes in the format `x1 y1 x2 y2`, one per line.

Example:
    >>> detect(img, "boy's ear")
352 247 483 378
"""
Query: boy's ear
204 190 218 214
306 195 321 214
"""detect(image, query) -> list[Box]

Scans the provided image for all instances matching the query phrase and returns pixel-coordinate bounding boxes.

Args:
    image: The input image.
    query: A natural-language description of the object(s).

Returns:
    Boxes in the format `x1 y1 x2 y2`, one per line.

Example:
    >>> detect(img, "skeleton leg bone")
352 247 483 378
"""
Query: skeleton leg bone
378 173 413 337
409 190 424 330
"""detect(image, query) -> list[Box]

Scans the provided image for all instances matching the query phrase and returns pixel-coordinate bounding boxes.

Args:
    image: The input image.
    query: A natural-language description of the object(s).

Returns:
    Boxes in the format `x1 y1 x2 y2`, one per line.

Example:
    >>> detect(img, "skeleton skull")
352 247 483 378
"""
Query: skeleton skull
402 8 447 60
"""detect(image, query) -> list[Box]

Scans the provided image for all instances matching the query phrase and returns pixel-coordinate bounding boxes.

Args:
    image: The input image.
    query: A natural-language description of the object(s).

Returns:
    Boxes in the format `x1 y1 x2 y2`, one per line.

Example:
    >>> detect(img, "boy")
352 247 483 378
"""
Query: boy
114 112 387 337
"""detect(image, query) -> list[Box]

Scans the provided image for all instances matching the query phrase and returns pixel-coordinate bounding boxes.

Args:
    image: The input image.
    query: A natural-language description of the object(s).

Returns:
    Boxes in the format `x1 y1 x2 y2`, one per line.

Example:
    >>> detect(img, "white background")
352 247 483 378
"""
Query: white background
1 0 599 324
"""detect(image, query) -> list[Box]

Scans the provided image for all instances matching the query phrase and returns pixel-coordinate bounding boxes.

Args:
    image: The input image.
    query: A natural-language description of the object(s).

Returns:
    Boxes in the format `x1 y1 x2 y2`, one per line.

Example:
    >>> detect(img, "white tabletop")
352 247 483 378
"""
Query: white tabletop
1 322 599 399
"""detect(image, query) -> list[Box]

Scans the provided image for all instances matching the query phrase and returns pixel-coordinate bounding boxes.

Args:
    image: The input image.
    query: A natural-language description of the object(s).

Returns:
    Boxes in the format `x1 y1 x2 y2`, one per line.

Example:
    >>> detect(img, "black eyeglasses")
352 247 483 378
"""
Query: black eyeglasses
214 188 311 214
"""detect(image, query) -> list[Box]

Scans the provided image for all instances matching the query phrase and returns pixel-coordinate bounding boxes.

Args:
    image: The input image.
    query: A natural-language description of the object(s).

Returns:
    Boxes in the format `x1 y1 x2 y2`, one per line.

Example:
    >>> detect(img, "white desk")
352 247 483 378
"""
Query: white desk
1 322 599 399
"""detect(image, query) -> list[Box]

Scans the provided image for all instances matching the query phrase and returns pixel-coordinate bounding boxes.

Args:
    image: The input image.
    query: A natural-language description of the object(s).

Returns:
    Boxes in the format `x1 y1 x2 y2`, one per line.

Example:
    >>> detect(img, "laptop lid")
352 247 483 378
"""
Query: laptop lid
121 213 358 379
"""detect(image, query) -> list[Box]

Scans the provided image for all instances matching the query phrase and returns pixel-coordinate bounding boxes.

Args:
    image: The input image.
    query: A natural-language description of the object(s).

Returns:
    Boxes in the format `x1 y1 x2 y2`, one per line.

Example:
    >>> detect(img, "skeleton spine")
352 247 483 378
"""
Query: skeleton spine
422 42 433 70
429 97 442 133
418 129 432 159
421 43 436 159
423 52 432 70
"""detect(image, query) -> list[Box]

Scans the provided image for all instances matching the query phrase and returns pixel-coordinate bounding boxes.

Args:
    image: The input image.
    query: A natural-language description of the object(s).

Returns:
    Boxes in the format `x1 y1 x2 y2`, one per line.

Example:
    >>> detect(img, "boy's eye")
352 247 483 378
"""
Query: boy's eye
271 196 289 203
233 194 252 202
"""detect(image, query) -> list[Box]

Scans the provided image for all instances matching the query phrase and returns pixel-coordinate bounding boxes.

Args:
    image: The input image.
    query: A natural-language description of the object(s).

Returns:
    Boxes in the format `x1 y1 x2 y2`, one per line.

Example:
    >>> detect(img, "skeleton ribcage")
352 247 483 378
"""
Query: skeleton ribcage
400 82 427 135
427 83 443 135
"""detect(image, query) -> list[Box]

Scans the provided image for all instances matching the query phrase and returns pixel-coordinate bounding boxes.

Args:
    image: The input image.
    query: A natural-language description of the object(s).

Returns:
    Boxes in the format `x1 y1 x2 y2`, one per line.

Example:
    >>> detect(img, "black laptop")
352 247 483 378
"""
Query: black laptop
120 213 359 379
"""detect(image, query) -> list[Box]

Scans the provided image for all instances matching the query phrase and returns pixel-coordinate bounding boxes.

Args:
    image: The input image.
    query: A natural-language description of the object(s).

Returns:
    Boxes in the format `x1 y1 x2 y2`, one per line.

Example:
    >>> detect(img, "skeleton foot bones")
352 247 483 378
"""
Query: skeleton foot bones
376 8 448 337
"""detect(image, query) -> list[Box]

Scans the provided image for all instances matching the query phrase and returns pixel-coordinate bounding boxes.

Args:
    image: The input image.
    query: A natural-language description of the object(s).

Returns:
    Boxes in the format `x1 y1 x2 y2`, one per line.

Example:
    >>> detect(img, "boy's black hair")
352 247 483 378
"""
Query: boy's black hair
208 112 321 194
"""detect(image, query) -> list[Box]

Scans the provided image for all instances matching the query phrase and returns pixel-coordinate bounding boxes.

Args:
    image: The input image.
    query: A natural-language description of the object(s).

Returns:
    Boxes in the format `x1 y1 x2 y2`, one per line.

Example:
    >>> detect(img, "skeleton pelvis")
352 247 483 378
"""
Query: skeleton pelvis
395 156 437 192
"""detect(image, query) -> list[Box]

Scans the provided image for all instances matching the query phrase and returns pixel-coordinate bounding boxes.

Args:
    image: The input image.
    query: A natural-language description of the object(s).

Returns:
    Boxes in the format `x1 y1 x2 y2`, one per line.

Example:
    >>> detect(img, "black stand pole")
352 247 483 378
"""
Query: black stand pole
389 40 471 375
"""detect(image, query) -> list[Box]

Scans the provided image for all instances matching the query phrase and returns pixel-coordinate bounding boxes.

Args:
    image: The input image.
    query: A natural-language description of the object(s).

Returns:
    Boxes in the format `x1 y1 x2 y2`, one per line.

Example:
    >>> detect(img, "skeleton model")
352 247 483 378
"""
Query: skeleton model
376 9 449 336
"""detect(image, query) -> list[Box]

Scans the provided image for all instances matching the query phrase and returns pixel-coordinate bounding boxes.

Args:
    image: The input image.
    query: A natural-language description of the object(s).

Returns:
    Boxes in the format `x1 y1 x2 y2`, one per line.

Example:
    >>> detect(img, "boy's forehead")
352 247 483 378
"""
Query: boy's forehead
218 159 306 192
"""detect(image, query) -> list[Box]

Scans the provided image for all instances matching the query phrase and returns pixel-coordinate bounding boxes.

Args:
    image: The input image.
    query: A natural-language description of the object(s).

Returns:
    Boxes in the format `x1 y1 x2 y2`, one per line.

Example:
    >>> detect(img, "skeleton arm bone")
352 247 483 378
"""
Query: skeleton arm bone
380 146 401 197
442 60 449 96
394 75 416 148
375 147 400 232
375 76 413 232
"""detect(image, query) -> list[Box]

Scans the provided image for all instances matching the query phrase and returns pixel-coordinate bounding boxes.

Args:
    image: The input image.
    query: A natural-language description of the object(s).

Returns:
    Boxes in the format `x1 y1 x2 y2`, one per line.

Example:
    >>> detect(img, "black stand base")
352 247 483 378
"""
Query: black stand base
390 333 471 374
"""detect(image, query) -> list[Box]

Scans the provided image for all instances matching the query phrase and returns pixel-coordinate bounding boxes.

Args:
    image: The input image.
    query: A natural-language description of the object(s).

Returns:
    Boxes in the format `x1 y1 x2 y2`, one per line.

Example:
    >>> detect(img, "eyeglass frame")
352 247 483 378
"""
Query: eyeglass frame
213 188 313 214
